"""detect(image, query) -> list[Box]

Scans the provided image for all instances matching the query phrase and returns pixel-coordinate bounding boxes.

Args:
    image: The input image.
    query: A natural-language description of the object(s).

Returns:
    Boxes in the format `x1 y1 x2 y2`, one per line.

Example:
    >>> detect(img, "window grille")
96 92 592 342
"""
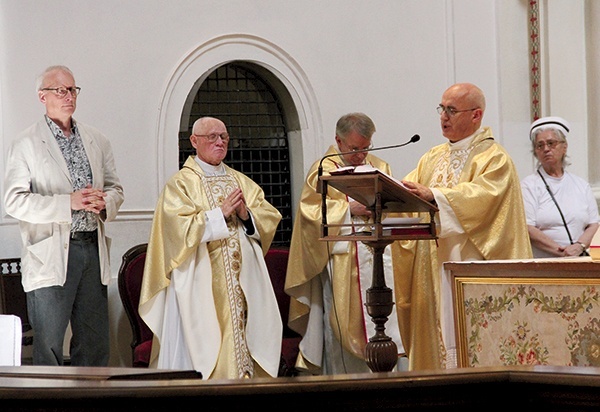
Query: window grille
179 63 292 246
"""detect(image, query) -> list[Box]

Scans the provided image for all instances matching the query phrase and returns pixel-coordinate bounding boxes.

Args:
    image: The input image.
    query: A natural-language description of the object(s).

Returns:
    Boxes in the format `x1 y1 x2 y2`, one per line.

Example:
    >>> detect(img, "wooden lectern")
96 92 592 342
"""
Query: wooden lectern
319 169 438 372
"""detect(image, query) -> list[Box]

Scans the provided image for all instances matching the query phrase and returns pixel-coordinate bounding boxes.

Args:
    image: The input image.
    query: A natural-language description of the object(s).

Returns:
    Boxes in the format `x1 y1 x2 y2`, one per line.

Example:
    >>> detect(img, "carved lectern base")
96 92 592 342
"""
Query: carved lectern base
364 337 398 372
364 241 397 372
364 287 398 372
319 171 438 373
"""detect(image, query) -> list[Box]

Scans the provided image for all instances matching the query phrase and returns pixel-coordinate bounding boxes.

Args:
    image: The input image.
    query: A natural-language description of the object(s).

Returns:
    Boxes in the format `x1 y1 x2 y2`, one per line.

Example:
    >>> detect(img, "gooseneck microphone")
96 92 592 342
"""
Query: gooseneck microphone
317 134 420 237
317 134 420 192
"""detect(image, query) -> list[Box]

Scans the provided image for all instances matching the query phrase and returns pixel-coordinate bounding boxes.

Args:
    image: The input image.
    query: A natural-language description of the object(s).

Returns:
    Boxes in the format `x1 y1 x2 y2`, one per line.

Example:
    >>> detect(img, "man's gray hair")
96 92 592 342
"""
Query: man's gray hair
35 65 74 91
335 112 376 141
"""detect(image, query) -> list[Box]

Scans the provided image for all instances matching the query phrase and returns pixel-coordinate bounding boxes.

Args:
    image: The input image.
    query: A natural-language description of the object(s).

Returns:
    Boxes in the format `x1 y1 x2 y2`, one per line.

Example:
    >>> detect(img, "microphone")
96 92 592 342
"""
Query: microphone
317 134 420 237
317 134 420 193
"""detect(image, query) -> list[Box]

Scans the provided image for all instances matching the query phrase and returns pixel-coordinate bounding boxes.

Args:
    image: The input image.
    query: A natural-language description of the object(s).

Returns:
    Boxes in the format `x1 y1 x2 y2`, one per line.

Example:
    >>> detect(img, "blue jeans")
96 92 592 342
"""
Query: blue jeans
27 235 109 366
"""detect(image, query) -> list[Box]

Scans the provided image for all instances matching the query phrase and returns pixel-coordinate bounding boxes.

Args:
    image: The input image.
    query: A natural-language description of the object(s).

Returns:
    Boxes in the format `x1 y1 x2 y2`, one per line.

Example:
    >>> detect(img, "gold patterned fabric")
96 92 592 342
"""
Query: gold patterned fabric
285 145 398 373
202 174 254 377
139 156 282 379
391 127 533 371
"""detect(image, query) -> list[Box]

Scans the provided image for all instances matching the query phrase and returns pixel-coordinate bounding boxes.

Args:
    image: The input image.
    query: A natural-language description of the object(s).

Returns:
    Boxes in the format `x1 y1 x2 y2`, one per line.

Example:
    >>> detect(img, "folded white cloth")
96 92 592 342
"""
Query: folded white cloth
0 315 21 366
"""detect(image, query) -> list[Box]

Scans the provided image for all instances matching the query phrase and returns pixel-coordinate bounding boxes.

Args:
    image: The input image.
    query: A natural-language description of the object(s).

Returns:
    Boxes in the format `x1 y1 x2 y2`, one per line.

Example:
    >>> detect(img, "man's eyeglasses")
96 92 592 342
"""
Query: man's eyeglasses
535 140 563 151
194 133 230 143
40 87 81 98
436 104 478 117
340 141 372 153
351 145 373 153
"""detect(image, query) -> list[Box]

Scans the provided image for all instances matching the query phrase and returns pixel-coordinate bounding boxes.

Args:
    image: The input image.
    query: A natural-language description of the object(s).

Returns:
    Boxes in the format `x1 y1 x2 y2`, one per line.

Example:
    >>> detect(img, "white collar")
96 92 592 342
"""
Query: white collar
194 156 225 175
448 127 483 150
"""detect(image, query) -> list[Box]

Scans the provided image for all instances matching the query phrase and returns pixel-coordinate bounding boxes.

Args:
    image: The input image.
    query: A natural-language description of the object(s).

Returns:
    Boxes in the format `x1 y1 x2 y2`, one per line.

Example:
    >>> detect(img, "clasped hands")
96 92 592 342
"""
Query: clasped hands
71 184 107 214
221 188 249 220
558 243 586 257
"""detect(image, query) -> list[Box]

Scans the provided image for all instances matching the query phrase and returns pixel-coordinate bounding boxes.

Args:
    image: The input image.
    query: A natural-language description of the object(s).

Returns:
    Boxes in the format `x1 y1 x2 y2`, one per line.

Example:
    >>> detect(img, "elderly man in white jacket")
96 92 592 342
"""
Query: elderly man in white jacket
3 65 123 366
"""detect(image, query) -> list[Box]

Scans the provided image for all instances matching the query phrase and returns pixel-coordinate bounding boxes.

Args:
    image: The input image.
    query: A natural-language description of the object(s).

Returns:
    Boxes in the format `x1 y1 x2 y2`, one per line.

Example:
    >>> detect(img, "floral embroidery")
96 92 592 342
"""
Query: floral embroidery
463 284 600 367
430 145 475 189
498 321 549 365
569 318 600 366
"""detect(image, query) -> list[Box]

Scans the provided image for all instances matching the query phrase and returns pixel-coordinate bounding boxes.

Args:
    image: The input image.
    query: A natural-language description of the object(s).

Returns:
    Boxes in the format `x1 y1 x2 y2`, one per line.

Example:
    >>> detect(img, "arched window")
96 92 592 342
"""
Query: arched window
179 62 292 246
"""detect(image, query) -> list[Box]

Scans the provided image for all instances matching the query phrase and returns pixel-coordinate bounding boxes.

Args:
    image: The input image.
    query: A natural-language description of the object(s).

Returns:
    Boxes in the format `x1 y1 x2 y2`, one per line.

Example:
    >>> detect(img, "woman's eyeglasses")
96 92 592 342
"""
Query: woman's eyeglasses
535 140 563 150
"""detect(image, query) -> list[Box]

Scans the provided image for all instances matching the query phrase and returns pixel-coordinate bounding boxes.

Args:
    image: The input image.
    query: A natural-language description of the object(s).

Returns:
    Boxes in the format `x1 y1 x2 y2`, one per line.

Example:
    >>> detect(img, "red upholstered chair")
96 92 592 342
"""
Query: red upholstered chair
265 247 302 377
118 243 153 367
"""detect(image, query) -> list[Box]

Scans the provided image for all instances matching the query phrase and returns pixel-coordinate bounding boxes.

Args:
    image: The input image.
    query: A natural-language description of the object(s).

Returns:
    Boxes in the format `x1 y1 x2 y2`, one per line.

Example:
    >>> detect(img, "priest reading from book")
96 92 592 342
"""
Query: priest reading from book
284 112 407 375
392 83 532 371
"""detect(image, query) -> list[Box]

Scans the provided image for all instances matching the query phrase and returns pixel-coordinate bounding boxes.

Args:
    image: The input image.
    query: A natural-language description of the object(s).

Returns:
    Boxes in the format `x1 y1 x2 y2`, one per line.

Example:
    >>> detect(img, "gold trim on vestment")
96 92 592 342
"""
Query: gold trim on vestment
202 173 254 378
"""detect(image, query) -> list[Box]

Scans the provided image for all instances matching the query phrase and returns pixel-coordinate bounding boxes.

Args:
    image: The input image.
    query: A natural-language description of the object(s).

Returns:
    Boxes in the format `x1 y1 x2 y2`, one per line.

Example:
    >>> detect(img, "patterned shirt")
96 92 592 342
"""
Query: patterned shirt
45 115 97 232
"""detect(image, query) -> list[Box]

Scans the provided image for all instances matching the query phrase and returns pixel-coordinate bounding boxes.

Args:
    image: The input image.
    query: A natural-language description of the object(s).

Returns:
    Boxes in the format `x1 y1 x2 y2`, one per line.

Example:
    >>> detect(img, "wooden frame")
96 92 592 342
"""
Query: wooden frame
319 170 438 242
445 260 600 368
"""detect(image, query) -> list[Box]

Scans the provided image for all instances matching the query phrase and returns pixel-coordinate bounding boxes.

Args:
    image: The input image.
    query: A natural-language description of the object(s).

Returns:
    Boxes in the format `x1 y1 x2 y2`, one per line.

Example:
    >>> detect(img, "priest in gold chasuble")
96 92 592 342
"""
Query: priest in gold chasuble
285 113 405 375
394 83 532 371
139 117 282 379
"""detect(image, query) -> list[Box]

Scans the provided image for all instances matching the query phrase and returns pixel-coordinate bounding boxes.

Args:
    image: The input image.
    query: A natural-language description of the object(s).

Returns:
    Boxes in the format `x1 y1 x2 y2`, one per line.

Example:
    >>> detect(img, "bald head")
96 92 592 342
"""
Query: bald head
190 116 229 166
192 116 225 135
445 83 486 113
439 83 486 142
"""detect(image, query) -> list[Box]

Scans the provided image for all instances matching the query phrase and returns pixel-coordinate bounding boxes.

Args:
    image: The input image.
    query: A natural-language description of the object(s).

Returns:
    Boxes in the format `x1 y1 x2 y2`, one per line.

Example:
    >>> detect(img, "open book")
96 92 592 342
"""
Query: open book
329 164 407 188
319 166 438 240
329 164 378 175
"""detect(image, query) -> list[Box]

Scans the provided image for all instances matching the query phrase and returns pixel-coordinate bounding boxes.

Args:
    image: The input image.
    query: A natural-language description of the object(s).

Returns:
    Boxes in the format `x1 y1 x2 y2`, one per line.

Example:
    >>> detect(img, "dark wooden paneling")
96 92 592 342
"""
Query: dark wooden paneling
0 365 599 411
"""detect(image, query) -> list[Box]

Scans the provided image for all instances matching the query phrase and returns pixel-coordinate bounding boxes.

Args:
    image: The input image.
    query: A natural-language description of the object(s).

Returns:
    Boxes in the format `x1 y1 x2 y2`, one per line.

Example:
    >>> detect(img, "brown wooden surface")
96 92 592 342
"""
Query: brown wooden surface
321 172 437 213
319 172 438 242
0 365 600 410
321 172 438 212
444 259 600 278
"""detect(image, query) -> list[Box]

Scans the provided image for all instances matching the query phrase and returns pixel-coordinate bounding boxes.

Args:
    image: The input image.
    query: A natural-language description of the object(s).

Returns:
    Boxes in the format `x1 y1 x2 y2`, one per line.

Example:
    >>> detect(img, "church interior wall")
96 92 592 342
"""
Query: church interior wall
0 0 596 367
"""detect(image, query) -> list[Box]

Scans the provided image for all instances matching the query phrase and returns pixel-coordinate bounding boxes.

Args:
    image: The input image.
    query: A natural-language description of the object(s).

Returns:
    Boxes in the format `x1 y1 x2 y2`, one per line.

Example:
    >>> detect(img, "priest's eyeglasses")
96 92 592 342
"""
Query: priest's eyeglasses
41 87 81 98
436 104 477 117
339 140 372 153
195 133 230 143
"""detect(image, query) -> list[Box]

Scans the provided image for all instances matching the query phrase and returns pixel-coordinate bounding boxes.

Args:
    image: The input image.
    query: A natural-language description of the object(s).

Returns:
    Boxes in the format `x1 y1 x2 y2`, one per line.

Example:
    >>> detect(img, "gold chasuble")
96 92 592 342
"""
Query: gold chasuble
139 156 282 379
285 145 403 374
391 127 532 371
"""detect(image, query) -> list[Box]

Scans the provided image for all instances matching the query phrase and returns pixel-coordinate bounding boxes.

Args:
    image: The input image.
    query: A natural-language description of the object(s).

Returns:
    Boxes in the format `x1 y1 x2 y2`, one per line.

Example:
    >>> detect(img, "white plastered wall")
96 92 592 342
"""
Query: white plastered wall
0 0 598 366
